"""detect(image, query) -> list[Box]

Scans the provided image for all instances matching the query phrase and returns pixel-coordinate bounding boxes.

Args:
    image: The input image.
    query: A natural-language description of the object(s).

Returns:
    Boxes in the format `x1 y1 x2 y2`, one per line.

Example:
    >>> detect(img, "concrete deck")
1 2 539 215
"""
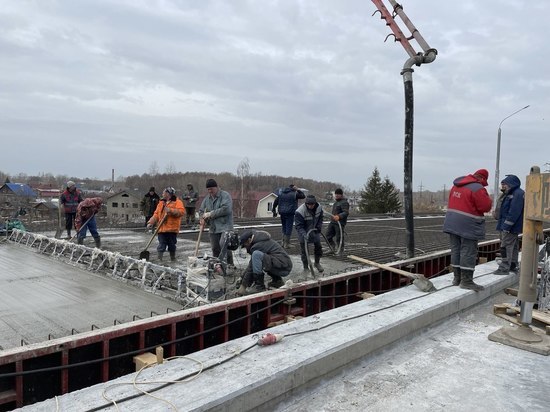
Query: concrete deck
20 259 550 411
0 243 180 350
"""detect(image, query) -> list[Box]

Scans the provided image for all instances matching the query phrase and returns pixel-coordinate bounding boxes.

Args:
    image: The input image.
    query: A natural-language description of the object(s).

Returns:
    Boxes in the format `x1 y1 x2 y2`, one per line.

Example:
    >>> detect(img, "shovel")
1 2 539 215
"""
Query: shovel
139 214 168 261
68 214 95 243
193 220 205 257
348 255 436 292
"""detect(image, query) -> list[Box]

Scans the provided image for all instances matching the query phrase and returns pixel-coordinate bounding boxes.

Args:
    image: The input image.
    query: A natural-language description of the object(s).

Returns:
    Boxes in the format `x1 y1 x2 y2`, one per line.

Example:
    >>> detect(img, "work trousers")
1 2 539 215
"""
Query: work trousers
280 213 295 237
449 233 478 272
497 231 519 271
157 232 177 253
77 216 99 240
210 232 234 265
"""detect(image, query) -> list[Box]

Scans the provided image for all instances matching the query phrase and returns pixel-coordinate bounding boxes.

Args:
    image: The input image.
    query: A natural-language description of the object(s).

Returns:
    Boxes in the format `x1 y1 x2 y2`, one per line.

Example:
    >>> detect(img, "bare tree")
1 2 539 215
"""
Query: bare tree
149 161 159 176
165 162 176 174
236 158 250 218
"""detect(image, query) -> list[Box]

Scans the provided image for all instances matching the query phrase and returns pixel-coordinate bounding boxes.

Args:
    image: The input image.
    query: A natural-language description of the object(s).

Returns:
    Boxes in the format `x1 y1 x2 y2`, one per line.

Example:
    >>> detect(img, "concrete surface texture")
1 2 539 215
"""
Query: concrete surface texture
20 259 550 411
0 242 180 350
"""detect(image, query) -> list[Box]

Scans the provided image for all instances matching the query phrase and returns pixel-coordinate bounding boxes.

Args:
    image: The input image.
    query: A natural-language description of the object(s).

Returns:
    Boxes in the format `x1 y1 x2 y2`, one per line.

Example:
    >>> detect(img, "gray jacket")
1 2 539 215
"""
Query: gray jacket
199 190 234 234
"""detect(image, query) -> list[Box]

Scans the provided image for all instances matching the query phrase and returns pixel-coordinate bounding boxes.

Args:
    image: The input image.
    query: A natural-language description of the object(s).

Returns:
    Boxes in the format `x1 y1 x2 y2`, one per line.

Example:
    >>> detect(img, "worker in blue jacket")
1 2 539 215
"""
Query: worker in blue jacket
494 174 524 275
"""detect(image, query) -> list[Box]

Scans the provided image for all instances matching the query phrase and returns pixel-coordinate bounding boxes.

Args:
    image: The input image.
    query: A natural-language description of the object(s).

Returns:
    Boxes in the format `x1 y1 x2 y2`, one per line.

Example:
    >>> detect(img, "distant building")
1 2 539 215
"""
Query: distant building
255 192 278 218
106 191 141 223
33 201 59 221
0 183 38 219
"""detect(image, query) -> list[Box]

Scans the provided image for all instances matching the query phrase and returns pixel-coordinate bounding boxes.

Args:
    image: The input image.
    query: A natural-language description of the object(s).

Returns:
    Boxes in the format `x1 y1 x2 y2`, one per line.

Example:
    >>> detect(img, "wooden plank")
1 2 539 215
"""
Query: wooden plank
497 303 550 326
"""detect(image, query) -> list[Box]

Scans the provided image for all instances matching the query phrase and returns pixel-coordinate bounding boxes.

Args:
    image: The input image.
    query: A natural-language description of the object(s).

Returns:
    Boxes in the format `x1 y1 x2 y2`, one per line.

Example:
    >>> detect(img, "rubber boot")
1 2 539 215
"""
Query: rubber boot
268 275 284 289
246 273 266 294
67 230 72 240
93 236 101 248
282 235 289 249
459 270 484 292
314 257 324 273
158 252 164 261
169 251 176 262
77 237 84 245
452 267 461 286
236 283 247 296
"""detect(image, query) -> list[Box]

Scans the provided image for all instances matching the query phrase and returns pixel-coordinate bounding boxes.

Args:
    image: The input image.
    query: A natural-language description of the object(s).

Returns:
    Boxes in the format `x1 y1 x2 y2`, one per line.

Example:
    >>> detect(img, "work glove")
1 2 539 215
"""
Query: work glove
203 211 212 219
165 207 172 215
332 215 340 222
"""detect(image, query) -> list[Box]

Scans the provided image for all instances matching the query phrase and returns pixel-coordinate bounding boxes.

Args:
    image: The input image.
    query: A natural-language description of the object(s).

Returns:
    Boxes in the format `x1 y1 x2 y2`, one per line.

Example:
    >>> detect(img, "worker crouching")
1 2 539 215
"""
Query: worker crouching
237 230 293 295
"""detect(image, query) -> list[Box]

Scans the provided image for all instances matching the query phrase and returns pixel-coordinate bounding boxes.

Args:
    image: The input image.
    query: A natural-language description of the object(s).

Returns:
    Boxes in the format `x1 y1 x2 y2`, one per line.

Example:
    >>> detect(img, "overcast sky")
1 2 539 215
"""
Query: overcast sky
1 0 548 193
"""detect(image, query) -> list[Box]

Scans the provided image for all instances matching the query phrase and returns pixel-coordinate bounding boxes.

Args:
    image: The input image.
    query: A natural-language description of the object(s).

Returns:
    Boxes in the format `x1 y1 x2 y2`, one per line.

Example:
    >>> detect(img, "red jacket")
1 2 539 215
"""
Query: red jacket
443 174 492 240
75 197 103 230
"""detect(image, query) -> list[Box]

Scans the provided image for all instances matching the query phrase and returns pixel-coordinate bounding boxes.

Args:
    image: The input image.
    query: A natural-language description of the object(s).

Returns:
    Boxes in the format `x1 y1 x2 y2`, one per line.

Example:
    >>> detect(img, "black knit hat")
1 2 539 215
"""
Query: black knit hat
334 188 343 195
149 187 155 192
206 179 218 188
305 195 317 205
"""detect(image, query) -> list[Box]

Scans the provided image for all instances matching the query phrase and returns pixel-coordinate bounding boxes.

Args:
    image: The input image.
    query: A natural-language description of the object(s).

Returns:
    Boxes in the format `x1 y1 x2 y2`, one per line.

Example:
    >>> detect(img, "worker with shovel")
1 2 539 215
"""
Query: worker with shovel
199 179 235 267
147 187 185 262
75 197 103 247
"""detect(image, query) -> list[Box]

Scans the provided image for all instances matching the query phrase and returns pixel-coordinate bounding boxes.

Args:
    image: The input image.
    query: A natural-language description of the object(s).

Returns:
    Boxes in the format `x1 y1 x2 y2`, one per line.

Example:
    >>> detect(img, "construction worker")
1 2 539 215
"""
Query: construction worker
272 183 305 248
295 195 324 275
147 187 185 261
325 188 350 256
60 181 82 239
139 187 160 227
182 183 199 228
75 197 103 247
236 229 293 295
494 175 524 275
443 169 492 291
199 179 234 265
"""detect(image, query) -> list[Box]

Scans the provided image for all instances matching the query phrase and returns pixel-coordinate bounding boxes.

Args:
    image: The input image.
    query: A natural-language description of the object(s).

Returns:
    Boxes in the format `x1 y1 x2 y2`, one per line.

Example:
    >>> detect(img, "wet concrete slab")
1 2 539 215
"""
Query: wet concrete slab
0 243 180 350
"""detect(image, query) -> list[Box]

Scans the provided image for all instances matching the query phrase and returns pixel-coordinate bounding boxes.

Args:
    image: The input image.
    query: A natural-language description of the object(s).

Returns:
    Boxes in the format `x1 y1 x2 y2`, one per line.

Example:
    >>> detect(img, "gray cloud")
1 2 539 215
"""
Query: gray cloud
1 0 548 191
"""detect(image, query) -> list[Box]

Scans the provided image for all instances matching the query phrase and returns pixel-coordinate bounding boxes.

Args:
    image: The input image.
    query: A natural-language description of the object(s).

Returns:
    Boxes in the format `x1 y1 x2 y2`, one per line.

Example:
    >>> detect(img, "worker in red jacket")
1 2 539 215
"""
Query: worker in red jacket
443 169 492 291
75 197 103 248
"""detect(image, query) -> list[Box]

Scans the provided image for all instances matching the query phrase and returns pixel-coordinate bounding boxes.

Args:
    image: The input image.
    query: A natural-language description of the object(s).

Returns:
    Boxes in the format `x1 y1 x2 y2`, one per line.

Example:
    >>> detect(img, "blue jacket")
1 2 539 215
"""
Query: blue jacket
496 175 524 234
273 187 305 215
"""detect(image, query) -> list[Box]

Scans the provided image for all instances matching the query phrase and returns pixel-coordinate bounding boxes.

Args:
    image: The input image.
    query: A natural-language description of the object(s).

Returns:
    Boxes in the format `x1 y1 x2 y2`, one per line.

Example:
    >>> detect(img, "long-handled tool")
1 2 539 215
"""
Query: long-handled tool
139 214 168 261
193 221 205 257
348 255 436 292
68 214 95 243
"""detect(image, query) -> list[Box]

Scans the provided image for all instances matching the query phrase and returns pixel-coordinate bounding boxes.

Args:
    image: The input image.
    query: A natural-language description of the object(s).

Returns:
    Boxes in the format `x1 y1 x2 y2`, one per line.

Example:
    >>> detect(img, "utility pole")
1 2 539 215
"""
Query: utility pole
371 0 437 258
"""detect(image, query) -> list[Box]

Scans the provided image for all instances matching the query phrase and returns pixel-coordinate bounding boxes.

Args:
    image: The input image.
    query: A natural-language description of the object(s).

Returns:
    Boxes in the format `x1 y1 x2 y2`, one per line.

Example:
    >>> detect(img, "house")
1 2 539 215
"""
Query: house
0 183 38 219
34 187 62 202
255 192 278 218
33 201 59 220
106 191 142 223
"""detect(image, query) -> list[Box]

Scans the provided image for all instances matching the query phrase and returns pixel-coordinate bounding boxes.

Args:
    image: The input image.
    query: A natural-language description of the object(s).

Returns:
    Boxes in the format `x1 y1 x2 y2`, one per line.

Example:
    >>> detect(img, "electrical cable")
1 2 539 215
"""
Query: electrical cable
85 275 450 411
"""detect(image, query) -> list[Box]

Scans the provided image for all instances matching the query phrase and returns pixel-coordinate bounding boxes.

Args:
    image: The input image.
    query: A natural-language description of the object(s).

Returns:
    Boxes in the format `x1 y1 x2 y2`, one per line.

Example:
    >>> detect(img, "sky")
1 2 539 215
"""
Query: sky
1 0 548 193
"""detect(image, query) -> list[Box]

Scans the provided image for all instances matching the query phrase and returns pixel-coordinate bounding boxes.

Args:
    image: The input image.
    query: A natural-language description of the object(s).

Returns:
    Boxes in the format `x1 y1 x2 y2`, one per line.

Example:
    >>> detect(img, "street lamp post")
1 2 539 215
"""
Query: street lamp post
494 105 530 207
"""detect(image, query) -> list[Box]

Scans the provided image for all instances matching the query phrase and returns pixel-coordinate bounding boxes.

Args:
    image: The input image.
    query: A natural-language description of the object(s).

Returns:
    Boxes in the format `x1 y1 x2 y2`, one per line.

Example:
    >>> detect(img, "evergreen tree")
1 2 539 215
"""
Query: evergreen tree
359 167 402 213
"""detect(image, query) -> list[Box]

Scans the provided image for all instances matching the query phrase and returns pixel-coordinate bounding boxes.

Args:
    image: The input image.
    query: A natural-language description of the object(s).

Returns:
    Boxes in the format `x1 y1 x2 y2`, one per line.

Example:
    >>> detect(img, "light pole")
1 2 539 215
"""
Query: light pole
494 105 530 207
